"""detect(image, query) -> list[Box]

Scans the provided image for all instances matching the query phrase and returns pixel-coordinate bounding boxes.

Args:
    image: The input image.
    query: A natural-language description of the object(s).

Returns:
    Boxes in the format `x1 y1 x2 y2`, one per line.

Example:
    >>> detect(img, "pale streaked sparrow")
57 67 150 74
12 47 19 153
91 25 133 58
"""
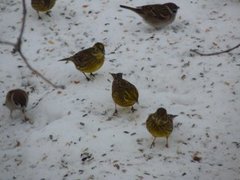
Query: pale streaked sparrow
120 3 179 29
4 89 29 122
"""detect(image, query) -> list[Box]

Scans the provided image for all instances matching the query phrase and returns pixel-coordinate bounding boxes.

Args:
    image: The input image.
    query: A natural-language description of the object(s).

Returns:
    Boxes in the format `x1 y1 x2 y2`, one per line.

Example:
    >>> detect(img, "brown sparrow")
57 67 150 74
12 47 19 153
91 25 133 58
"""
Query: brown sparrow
120 3 179 28
4 89 29 121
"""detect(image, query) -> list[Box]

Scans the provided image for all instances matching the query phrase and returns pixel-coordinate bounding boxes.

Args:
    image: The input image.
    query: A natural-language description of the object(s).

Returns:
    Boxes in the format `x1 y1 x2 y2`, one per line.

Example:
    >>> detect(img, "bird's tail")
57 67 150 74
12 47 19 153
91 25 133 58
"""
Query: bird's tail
136 99 139 104
168 114 178 119
120 5 142 14
58 58 71 64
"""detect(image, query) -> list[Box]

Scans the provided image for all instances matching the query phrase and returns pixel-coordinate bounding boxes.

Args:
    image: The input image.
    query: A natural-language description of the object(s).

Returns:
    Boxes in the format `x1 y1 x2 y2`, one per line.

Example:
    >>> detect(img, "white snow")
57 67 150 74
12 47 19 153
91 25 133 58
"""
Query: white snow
0 0 240 179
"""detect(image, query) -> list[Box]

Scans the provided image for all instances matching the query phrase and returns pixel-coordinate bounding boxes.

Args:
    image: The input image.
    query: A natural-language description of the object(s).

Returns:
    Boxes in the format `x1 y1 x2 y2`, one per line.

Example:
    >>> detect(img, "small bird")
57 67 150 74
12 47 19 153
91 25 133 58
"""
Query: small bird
4 89 29 122
120 3 179 29
146 108 177 148
110 73 139 115
59 42 105 81
31 0 56 19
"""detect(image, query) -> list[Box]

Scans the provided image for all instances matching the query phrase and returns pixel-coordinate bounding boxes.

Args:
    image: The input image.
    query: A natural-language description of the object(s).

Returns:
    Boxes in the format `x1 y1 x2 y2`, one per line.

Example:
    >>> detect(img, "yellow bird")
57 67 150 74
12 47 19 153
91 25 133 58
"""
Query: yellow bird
146 107 177 148
59 42 105 81
110 73 139 115
31 0 56 19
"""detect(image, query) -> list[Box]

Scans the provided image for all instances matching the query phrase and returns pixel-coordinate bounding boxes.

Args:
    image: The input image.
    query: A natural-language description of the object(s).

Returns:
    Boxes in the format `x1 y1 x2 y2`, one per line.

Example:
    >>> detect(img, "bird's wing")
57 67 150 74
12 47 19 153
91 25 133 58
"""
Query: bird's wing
121 81 138 102
72 48 95 68
142 4 171 20
147 114 156 122
12 91 27 108
168 114 178 120
43 0 51 7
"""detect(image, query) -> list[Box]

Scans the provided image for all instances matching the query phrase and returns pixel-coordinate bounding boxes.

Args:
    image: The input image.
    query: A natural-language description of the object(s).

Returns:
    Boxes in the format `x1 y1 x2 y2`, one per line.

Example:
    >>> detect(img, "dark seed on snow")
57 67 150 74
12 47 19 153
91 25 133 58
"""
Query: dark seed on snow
79 170 84 174
80 122 85 126
49 135 53 140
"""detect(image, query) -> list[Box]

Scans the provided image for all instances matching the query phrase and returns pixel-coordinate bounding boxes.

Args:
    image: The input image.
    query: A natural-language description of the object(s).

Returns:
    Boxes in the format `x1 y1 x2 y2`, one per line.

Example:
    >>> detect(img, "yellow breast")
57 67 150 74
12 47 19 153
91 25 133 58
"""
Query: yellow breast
31 0 56 12
146 117 173 138
112 93 136 107
78 53 104 73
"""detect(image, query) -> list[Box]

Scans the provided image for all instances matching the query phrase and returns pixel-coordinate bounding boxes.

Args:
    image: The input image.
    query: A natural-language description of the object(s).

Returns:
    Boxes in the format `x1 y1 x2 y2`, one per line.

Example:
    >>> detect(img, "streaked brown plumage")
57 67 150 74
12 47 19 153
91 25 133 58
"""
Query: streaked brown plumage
4 89 29 121
146 108 177 148
31 0 56 19
58 42 105 81
111 73 139 115
120 3 179 28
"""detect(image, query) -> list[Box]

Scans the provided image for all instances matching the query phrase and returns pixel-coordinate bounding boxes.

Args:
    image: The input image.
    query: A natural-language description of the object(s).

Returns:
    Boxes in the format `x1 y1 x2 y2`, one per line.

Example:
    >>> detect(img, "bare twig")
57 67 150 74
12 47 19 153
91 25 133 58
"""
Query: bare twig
29 89 55 110
12 0 27 53
0 0 64 89
145 33 155 40
108 44 122 55
18 50 65 88
190 43 240 56
0 40 15 46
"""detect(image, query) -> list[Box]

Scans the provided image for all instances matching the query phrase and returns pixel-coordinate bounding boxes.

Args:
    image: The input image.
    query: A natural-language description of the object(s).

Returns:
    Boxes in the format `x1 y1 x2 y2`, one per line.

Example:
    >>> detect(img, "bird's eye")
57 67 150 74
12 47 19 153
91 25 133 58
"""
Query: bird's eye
172 9 177 13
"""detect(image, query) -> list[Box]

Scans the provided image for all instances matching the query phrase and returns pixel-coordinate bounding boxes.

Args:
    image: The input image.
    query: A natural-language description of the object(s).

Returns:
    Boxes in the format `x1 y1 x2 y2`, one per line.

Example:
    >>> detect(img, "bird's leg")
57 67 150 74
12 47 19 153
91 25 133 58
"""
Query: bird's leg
22 109 33 124
150 137 156 149
131 106 137 112
165 137 169 148
22 109 27 121
82 72 91 81
24 115 29 122
90 73 96 77
24 115 33 124
23 114 31 123
37 11 42 20
45 11 52 17
10 110 13 119
113 104 118 116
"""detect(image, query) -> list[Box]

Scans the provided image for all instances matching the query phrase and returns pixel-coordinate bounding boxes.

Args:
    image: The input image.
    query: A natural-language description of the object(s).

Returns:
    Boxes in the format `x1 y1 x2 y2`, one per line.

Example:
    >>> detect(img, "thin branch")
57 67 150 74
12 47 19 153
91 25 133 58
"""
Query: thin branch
0 40 15 46
29 89 55 110
12 0 27 53
18 50 65 89
145 33 155 40
108 44 122 55
0 0 65 89
190 43 240 56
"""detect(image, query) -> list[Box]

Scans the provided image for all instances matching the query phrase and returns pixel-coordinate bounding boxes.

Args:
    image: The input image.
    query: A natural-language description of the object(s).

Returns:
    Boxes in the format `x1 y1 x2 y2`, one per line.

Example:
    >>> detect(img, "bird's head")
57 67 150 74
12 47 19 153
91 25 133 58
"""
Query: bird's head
110 73 123 80
94 42 105 54
156 107 167 119
166 3 179 14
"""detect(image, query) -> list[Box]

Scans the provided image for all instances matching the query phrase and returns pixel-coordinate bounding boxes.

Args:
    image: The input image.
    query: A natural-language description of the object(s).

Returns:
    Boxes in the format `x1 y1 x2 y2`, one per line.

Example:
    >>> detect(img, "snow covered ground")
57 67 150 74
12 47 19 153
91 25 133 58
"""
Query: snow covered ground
0 0 240 179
